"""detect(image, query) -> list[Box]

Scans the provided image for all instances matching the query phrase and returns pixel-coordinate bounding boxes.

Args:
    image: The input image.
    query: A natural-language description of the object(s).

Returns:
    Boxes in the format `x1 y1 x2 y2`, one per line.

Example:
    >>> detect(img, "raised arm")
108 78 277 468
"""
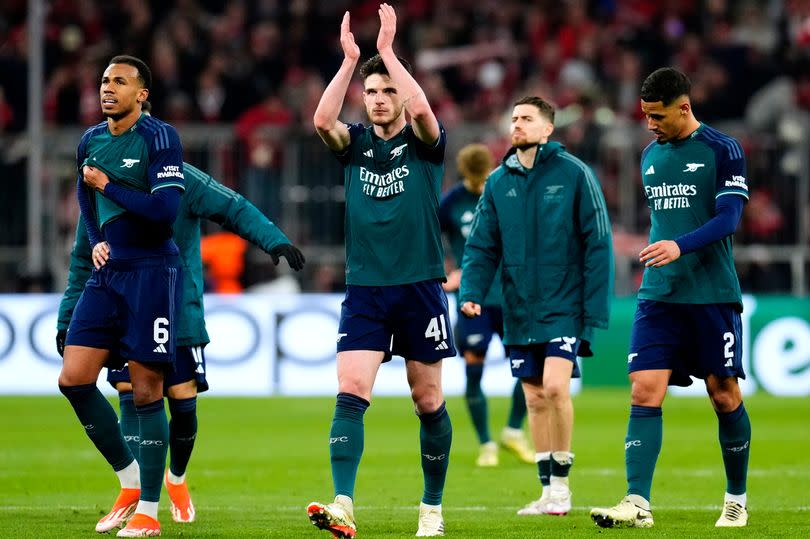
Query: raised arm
376 3 439 144
313 11 359 151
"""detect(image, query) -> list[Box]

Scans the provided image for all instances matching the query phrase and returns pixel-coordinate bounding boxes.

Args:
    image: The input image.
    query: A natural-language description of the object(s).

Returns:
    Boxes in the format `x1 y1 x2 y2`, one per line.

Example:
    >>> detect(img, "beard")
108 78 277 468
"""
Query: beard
511 132 539 150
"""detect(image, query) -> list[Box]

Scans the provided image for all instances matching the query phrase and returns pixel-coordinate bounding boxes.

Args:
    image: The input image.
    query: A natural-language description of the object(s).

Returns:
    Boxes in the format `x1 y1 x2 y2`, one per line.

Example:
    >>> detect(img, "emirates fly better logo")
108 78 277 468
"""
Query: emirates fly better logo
644 183 698 210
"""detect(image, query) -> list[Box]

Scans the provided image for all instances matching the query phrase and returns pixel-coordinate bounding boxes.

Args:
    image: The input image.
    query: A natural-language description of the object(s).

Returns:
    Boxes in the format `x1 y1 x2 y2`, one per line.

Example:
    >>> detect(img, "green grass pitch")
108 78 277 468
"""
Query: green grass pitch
1 390 807 537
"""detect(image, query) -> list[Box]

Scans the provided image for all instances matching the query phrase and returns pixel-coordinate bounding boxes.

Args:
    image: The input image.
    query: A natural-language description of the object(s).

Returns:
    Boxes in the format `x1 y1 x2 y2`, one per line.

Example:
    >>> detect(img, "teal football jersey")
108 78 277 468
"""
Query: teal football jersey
438 183 502 306
638 123 748 306
335 123 447 286
79 114 185 229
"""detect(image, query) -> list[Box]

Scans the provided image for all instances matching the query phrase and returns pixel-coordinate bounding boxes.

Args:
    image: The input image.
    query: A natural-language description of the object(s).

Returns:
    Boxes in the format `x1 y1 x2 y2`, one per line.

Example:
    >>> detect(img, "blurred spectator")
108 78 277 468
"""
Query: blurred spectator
3 0 810 294
235 91 293 220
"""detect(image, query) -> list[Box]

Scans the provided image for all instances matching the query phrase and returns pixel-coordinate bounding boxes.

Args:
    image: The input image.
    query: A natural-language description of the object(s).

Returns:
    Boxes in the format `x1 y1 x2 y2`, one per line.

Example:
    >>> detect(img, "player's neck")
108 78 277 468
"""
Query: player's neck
107 109 142 136
373 117 407 140
516 145 538 169
676 117 701 141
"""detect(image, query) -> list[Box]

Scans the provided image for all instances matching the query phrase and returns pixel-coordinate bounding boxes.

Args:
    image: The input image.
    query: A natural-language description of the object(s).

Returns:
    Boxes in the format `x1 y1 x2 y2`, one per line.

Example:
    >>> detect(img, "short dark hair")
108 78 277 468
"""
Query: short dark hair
359 54 413 81
514 96 555 124
108 55 152 90
640 67 691 105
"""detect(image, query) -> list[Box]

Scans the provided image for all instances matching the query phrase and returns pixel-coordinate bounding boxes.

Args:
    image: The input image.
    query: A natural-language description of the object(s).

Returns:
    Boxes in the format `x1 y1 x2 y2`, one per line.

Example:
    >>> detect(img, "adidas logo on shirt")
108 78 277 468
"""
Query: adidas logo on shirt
505 188 518 197
434 341 449 351
644 165 655 175
153 344 167 353
363 149 374 158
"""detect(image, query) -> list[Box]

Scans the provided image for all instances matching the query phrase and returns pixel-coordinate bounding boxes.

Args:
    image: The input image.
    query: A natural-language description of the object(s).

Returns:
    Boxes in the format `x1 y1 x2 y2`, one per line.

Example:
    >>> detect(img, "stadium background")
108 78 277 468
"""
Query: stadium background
0 0 806 395
1 1 809 537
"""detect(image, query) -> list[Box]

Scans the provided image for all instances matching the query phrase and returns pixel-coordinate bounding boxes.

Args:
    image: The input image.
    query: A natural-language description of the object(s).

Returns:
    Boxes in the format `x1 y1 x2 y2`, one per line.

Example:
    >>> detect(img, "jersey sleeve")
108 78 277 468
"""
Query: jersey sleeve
57 215 93 331
438 188 454 233
714 137 749 201
187 168 292 252
459 180 502 305
412 121 446 164
332 123 366 166
148 124 185 192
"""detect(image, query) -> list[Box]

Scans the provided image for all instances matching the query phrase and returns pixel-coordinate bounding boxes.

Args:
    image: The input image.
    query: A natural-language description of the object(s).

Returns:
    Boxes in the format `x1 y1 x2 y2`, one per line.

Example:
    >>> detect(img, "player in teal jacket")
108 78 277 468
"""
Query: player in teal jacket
460 96 613 517
57 160 304 526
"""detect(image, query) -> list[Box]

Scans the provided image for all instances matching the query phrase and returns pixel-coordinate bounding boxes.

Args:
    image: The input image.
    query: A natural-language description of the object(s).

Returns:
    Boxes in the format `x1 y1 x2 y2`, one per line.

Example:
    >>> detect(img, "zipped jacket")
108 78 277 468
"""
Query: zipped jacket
459 142 613 352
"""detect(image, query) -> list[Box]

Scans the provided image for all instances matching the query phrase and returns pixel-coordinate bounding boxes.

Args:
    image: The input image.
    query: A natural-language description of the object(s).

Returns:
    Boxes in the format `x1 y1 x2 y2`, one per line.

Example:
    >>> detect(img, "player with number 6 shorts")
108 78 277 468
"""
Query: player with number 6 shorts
59 159 304 532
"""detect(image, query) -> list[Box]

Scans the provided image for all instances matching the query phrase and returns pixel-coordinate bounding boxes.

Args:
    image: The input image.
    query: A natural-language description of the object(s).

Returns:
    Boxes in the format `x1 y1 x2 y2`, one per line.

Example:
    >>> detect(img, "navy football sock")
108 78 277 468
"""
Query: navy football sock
60 383 134 471
464 364 490 444
507 379 527 429
168 396 198 477
625 405 662 502
136 399 169 502
118 391 140 460
330 393 369 499
537 455 551 488
419 402 452 506
717 403 751 496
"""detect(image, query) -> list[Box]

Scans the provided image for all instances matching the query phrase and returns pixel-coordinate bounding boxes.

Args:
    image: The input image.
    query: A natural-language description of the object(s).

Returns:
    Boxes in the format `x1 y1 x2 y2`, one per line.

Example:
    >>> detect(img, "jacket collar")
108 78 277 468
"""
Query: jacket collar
502 141 564 173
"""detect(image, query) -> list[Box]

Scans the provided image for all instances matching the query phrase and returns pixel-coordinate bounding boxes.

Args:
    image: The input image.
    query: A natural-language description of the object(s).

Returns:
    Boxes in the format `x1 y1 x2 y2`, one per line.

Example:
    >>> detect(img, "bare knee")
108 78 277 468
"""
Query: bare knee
166 380 197 400
128 362 165 406
337 376 372 402
707 377 742 413
58 347 106 387
522 380 548 413
411 382 443 414
629 371 669 407
543 379 570 403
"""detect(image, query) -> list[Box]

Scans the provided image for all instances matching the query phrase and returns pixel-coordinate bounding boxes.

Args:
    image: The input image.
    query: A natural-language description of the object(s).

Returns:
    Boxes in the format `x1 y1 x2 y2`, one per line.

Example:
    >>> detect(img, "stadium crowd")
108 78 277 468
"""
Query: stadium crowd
1 0 808 292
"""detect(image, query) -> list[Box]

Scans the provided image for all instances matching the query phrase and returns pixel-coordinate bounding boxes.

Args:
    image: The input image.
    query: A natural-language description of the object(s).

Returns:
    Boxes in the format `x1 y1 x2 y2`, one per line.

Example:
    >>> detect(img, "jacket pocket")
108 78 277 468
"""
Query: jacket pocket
536 264 581 315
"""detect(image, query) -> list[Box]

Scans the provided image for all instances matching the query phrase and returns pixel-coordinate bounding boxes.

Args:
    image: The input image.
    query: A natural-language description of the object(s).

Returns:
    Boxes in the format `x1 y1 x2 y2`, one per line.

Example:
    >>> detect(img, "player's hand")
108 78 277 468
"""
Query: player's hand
460 301 481 318
270 243 306 271
442 269 461 292
56 329 67 358
82 165 110 192
376 3 397 53
92 241 110 269
639 240 681 267
340 11 360 61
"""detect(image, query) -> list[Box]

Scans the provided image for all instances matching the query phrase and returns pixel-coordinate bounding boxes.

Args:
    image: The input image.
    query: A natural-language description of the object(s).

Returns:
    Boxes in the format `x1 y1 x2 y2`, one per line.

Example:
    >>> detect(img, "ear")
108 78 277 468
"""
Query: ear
137 88 149 104
545 122 555 138
679 100 690 116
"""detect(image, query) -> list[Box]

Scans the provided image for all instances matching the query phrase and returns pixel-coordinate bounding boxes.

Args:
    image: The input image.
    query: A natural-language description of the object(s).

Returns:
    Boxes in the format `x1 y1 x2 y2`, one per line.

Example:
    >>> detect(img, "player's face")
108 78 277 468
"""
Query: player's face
640 99 688 143
99 63 148 121
363 74 404 127
510 104 554 149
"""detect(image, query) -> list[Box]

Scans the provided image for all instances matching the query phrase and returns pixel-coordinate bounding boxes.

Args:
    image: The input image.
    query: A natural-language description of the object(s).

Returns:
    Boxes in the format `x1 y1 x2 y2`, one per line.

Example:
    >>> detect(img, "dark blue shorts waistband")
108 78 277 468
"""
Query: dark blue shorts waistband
104 255 180 270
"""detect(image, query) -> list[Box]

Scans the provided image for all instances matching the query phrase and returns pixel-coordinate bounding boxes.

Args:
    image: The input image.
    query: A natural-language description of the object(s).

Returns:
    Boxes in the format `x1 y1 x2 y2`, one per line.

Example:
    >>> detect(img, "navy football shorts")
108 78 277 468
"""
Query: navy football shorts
508 338 584 379
454 305 504 355
65 256 181 368
107 345 209 393
337 280 457 363
628 299 745 386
